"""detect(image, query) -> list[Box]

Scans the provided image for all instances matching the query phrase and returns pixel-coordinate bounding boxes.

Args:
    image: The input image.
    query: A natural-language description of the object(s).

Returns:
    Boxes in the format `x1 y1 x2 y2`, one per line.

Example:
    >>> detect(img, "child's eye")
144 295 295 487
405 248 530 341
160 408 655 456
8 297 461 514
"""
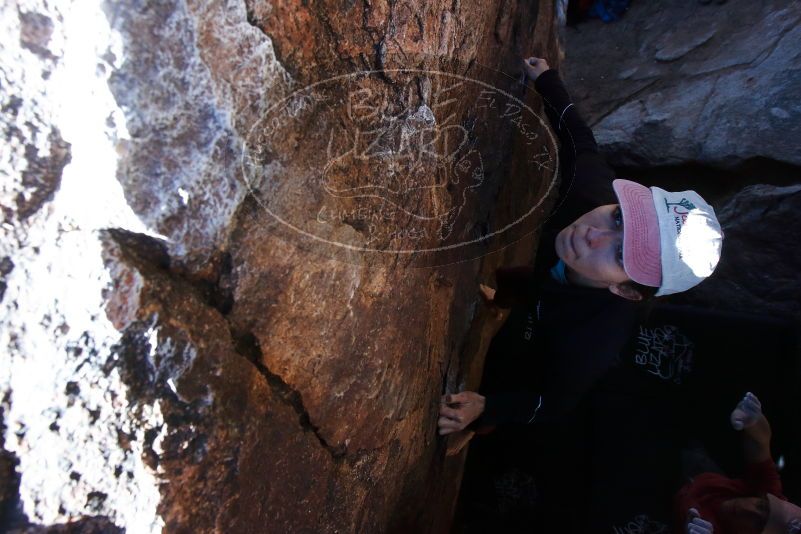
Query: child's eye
613 207 622 228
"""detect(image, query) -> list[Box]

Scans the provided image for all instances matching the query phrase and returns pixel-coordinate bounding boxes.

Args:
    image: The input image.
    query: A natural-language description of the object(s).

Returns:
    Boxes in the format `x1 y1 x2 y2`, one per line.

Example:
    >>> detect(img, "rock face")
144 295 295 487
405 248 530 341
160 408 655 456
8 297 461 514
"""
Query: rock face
1 0 562 532
562 0 801 168
676 184 801 319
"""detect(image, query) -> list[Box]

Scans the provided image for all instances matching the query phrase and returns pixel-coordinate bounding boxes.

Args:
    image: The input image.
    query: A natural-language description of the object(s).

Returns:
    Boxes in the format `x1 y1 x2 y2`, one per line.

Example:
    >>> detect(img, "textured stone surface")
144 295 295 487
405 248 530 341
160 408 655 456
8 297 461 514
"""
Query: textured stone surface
100 228 358 532
1 0 168 529
1 0 562 532
562 0 801 168
675 184 801 319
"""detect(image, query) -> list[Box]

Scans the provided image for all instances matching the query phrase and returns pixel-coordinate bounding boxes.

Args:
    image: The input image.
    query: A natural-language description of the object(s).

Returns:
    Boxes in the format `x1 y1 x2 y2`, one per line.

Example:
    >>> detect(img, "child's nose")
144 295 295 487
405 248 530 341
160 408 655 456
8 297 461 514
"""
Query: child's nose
587 227 617 249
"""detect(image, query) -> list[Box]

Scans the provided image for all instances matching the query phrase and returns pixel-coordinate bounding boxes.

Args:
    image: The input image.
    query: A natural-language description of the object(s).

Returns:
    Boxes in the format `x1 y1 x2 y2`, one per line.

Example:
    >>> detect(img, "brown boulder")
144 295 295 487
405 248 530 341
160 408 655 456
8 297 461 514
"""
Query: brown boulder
98 0 564 531
1 0 564 530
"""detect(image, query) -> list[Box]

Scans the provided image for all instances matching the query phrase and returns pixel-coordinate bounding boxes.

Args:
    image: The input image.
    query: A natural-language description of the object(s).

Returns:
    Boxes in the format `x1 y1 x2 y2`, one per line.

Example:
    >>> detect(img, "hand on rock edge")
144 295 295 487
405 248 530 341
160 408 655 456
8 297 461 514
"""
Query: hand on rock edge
522 57 550 81
479 283 506 323
478 283 496 305
438 391 485 435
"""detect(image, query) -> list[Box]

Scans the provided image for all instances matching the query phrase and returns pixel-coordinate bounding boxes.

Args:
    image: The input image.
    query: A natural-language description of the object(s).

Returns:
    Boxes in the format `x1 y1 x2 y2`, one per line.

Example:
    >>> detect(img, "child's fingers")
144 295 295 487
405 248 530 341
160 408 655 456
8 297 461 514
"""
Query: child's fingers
442 391 471 405
746 391 761 408
743 397 761 414
439 406 463 422
478 284 496 304
691 517 713 528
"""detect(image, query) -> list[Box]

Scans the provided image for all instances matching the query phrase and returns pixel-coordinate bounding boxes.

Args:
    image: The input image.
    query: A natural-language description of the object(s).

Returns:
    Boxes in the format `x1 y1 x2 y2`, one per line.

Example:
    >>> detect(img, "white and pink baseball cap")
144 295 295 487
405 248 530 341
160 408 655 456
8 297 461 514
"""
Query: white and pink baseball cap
612 179 723 296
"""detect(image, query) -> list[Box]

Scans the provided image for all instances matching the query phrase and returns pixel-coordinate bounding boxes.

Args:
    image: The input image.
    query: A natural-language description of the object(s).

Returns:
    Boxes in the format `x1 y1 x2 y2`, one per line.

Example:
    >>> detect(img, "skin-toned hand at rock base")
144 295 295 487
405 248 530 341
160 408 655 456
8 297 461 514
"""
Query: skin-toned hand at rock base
687 507 714 533
478 283 496 305
479 283 507 322
477 283 511 352
438 391 485 435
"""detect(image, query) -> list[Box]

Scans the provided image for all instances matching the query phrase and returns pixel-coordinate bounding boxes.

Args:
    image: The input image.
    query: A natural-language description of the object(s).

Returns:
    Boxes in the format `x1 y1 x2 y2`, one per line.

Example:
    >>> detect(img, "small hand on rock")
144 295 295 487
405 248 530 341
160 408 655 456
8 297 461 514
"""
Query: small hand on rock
479 283 507 321
522 56 550 81
478 283 496 305
438 391 485 435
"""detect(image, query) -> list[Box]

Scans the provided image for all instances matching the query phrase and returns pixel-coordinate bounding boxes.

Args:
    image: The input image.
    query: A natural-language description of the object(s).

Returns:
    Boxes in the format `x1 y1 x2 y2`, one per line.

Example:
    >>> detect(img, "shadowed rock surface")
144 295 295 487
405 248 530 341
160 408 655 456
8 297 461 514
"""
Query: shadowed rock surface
675 184 801 319
563 0 801 169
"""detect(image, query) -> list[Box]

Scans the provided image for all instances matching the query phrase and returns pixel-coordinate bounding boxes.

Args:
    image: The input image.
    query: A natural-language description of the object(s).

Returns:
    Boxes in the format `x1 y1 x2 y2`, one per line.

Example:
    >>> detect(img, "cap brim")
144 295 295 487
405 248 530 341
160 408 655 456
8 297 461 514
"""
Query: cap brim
613 179 662 288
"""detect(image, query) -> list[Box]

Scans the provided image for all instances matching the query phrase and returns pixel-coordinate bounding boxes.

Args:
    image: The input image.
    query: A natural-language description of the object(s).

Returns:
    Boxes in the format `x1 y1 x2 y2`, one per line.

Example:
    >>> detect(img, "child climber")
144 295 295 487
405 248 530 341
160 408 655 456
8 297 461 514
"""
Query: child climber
438 56 724 450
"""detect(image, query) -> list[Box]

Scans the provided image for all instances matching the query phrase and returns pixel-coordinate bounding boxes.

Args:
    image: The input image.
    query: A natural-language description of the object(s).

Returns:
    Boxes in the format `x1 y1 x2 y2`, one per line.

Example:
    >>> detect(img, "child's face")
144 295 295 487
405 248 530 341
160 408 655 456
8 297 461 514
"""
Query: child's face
555 203 631 288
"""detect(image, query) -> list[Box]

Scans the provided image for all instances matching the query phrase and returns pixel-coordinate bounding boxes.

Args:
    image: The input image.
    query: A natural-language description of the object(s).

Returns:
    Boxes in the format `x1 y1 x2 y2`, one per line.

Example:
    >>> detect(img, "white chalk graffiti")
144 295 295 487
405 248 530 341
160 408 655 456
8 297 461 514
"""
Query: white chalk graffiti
612 514 669 534
633 325 694 384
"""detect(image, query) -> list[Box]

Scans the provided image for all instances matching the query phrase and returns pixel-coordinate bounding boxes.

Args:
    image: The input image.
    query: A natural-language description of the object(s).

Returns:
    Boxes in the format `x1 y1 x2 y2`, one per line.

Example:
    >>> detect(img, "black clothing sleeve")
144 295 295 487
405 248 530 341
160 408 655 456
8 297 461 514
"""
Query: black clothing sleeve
478 285 642 428
477 391 543 427
534 69 599 158
477 70 631 429
492 70 617 310
534 69 617 220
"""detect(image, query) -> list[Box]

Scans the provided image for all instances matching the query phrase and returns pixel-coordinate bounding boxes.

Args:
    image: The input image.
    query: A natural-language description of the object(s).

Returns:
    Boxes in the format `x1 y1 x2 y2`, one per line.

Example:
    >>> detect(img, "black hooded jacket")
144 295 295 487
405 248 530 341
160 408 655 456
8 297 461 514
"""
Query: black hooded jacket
477 69 645 427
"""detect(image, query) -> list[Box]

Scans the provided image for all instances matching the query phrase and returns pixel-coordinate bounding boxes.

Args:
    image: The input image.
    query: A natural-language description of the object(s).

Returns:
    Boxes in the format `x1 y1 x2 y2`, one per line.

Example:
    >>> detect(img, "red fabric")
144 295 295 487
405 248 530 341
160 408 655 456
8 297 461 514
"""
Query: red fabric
674 459 785 532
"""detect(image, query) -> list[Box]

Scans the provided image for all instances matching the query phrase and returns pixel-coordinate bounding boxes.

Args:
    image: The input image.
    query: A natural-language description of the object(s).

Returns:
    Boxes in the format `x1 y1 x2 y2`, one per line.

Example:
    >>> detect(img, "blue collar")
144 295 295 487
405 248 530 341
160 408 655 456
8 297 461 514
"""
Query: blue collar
550 259 569 285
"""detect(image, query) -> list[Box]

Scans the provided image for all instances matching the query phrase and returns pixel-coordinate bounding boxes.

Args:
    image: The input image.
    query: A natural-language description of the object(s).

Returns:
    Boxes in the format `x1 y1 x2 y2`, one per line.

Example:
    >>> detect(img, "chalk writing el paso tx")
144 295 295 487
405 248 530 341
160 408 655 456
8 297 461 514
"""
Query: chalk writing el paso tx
528 144 552 172
475 89 542 144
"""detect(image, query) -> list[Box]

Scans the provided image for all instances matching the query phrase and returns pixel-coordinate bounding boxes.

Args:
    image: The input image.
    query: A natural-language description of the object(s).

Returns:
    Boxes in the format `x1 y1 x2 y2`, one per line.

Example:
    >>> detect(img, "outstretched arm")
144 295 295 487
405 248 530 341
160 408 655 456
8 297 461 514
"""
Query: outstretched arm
522 57 617 223
438 390 543 434
522 57 600 158
436 285 544 434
